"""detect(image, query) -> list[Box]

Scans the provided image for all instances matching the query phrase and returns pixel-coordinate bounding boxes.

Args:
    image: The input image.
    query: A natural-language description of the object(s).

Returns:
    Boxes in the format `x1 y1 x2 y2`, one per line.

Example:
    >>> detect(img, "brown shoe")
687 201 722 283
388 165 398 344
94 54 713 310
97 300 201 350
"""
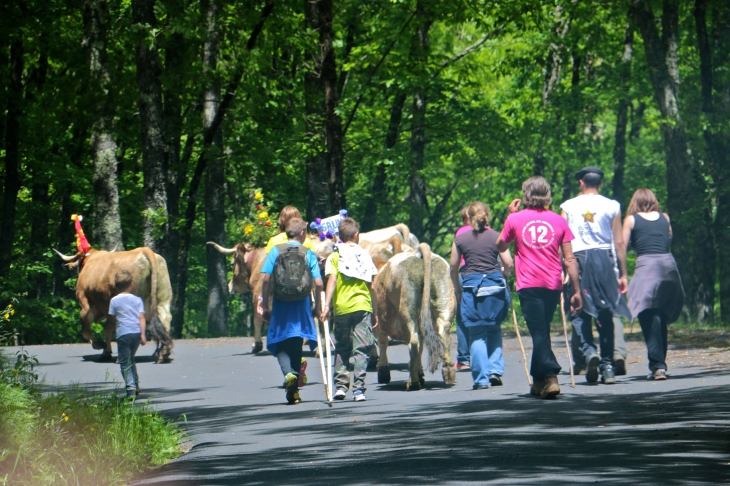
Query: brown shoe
530 380 545 396
573 365 586 376
540 376 560 399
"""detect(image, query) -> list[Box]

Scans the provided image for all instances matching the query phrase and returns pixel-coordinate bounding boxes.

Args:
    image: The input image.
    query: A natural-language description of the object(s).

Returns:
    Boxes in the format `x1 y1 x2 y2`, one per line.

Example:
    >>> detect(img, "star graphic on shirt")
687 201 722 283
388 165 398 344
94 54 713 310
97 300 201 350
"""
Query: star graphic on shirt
583 210 595 223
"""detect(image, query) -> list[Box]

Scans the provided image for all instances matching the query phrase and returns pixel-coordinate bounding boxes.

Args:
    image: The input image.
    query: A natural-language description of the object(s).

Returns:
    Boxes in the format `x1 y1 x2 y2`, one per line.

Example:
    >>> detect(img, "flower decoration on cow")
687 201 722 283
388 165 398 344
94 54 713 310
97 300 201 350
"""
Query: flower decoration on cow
239 188 278 247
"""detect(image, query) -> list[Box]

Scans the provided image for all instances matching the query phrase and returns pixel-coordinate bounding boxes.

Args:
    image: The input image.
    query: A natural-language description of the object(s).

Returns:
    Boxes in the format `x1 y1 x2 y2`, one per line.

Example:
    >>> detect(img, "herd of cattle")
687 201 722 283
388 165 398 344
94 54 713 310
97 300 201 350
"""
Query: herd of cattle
54 223 457 390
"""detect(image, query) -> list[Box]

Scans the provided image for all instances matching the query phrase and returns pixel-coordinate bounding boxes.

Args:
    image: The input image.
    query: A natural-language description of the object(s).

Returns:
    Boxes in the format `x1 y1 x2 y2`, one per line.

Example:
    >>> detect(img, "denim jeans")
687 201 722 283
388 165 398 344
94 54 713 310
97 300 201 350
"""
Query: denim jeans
117 332 140 391
456 274 470 366
572 315 627 368
518 288 562 381
571 308 614 369
275 337 303 378
468 325 503 386
638 309 668 372
333 311 375 392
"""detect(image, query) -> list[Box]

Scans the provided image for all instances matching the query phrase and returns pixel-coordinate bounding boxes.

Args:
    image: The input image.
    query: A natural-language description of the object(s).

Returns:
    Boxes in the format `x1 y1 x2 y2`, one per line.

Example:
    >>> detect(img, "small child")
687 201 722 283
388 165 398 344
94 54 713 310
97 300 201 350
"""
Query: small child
323 218 378 402
260 218 324 404
107 270 147 398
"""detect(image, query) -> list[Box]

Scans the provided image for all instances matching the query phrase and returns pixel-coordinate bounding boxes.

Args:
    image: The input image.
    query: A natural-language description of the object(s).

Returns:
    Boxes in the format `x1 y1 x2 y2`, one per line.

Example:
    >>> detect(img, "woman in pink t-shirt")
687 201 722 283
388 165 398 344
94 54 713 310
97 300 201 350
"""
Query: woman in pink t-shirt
496 176 582 399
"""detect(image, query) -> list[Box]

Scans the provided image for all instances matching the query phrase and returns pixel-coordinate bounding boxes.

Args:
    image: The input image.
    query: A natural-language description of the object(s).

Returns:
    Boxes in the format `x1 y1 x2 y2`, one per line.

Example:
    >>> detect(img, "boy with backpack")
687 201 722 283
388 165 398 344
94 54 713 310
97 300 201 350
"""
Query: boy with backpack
260 218 324 404
322 218 378 402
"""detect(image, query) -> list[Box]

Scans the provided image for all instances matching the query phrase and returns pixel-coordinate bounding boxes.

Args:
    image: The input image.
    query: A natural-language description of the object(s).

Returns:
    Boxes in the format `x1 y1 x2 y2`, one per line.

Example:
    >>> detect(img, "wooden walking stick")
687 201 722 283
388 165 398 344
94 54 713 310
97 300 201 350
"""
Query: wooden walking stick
314 308 332 404
510 300 532 386
320 291 334 402
560 292 576 388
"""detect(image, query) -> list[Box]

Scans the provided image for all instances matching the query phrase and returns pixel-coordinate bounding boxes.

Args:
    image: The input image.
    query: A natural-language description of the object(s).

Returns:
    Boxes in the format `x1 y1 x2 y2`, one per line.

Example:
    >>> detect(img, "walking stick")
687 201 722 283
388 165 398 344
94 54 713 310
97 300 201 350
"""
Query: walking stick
320 291 334 402
314 309 331 404
510 300 532 386
560 292 576 388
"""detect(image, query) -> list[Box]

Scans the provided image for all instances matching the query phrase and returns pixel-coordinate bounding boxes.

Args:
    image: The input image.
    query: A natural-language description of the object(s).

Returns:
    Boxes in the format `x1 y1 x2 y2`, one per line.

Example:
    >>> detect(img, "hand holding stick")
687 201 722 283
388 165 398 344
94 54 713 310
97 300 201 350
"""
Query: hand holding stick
320 291 334 402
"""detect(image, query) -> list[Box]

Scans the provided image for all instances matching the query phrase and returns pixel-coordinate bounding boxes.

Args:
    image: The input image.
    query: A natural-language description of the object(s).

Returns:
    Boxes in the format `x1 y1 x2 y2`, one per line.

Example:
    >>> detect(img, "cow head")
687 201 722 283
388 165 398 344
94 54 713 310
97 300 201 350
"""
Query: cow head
207 241 256 294
53 249 87 270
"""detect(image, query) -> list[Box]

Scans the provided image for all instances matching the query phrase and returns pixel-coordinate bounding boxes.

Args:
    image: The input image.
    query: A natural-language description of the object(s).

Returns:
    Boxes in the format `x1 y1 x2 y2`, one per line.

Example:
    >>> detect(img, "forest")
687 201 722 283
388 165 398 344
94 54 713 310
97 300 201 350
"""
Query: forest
1 0 729 344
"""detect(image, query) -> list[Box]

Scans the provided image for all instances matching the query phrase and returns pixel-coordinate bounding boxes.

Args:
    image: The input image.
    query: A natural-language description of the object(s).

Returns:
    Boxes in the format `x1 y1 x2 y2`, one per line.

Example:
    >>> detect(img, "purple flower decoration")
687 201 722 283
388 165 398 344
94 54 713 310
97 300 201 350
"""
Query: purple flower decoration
315 217 322 224
324 231 333 239
318 232 326 241
339 209 348 218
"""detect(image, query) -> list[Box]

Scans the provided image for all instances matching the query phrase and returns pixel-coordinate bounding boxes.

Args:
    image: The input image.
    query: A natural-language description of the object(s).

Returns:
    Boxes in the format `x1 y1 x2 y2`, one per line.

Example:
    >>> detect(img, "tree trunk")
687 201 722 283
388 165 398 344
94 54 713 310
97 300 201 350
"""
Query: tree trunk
631 0 715 322
84 0 124 251
202 0 228 336
132 0 169 254
613 22 634 205
318 0 346 211
361 91 406 231
408 1 431 238
695 0 730 324
0 37 23 277
304 0 329 221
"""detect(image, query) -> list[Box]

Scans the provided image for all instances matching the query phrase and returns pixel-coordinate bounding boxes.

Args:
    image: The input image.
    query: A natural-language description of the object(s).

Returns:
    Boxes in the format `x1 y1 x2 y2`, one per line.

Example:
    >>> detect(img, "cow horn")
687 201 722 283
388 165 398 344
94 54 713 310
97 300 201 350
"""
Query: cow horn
53 248 81 262
206 241 237 255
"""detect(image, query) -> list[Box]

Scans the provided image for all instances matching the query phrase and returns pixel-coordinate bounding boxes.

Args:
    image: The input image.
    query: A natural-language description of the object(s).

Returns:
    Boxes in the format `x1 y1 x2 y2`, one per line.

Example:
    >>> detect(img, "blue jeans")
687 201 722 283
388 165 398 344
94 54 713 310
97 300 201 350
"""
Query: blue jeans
117 332 140 391
468 325 503 386
456 274 470 366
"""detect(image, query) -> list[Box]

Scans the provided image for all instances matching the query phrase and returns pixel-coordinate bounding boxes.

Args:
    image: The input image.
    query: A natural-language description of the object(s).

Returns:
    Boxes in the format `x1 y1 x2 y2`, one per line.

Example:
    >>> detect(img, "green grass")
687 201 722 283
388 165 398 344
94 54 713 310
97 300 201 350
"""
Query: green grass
0 355 185 485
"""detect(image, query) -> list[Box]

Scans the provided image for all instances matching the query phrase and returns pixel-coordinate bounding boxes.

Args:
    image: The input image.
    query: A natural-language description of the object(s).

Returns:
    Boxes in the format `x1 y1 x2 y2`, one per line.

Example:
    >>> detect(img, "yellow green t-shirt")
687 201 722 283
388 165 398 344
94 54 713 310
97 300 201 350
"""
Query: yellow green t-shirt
325 250 373 316
265 232 316 254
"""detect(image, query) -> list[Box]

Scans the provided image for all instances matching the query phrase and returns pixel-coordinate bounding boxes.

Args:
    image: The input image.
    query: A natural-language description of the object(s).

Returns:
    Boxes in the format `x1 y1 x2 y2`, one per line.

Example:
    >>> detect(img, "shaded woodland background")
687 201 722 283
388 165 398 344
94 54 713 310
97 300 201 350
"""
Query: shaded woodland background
1 0 729 343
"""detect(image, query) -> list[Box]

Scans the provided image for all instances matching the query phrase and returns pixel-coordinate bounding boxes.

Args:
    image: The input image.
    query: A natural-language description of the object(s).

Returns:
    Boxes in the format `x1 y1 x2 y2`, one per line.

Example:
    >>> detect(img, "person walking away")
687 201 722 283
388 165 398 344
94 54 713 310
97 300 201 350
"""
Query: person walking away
451 202 513 389
323 218 378 402
560 166 630 385
496 177 582 398
623 188 684 380
454 206 472 371
107 270 147 398
260 218 324 404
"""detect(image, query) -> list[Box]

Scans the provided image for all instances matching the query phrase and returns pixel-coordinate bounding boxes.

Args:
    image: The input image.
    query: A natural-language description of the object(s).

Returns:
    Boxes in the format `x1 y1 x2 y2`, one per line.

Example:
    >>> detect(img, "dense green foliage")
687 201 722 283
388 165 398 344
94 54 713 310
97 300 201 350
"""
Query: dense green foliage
1 0 729 342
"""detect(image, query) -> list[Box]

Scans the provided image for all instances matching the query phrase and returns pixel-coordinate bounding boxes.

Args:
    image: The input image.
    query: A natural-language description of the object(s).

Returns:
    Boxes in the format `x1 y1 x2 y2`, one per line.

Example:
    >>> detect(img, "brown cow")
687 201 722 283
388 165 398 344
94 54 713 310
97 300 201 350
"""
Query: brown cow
374 243 456 390
54 247 174 363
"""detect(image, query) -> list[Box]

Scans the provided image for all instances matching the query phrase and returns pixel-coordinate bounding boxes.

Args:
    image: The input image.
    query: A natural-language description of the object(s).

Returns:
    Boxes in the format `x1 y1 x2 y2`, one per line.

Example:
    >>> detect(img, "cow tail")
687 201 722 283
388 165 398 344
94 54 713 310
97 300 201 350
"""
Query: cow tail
419 243 443 373
389 235 402 256
395 223 412 247
141 247 174 352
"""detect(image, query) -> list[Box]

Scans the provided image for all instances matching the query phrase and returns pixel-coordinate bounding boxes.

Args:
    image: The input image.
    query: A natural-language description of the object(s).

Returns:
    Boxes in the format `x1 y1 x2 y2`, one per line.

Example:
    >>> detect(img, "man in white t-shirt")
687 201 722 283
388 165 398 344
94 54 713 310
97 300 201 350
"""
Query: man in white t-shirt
561 166 628 385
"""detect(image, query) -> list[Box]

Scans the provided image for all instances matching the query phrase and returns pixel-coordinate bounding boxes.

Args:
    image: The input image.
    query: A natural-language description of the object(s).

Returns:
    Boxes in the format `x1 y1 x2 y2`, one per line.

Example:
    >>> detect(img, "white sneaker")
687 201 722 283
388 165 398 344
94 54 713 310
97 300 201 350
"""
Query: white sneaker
334 389 347 400
353 390 367 402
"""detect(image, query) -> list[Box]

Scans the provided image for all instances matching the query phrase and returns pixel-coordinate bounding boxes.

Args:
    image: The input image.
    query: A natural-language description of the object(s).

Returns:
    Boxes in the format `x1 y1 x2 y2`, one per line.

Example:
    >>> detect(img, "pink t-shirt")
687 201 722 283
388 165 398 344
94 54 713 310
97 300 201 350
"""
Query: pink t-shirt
500 209 574 290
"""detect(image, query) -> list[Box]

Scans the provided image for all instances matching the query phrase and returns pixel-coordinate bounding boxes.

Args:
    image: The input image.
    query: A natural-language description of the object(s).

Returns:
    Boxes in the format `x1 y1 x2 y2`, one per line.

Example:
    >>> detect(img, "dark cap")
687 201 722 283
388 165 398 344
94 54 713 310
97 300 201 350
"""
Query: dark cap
574 166 604 181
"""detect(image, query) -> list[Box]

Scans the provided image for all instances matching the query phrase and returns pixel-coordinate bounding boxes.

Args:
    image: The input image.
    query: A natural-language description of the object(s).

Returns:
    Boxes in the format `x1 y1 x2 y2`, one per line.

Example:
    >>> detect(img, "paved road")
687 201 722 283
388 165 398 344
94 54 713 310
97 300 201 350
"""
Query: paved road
28 334 730 485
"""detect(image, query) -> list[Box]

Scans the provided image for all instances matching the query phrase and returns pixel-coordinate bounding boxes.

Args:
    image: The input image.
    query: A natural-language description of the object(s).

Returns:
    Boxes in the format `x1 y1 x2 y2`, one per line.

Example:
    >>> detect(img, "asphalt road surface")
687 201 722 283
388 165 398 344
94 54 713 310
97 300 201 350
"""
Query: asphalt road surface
28 334 730 485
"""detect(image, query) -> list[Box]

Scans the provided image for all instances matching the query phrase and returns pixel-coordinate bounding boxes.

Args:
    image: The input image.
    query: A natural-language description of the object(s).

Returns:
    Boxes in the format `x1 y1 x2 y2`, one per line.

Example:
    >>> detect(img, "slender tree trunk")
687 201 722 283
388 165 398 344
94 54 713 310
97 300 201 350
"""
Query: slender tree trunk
695 0 730 324
304 0 329 221
631 0 715 322
202 0 228 336
318 0 346 211
407 0 431 238
84 0 124 251
361 91 406 231
0 37 23 277
613 22 634 205
132 0 169 254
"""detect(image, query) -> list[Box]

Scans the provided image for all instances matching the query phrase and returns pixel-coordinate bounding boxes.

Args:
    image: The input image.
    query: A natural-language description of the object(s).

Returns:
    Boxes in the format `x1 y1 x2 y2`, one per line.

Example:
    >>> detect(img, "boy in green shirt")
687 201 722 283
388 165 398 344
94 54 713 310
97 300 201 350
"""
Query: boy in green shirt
323 218 378 402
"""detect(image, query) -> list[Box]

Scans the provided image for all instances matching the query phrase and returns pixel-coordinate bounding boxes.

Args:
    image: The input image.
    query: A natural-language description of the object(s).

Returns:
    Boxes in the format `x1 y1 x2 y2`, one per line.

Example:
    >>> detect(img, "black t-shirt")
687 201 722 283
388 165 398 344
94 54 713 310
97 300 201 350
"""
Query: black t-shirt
455 227 501 275
630 214 671 256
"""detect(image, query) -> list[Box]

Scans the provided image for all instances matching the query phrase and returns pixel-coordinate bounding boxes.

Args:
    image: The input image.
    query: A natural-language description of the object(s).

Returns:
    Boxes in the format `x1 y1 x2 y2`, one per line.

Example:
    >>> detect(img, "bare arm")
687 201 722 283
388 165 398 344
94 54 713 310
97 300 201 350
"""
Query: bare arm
622 215 634 252
139 312 147 345
313 277 323 320
495 234 510 253
260 274 272 322
367 280 378 328
449 242 462 300
612 213 628 293
664 213 673 238
499 249 513 279
561 241 583 314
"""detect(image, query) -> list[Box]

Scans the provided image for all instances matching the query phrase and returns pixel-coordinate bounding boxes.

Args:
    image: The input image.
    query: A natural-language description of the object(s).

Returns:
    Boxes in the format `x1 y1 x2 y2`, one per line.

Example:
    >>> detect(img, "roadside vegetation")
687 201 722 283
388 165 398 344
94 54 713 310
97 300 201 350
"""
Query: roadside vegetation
0 308 185 485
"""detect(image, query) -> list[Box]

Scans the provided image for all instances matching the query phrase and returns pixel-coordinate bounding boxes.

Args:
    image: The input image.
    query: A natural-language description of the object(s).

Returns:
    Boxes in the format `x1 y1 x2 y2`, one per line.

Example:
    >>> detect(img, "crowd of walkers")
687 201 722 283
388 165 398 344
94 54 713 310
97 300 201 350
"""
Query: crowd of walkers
450 167 684 398
253 166 683 404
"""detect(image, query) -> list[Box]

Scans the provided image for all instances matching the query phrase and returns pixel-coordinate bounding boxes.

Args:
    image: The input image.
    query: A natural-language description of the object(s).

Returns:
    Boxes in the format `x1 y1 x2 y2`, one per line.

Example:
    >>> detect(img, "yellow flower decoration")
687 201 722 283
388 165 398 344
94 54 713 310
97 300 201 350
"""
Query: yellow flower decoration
258 211 268 219
62 413 69 422
254 192 263 201
3 314 8 319
244 224 254 235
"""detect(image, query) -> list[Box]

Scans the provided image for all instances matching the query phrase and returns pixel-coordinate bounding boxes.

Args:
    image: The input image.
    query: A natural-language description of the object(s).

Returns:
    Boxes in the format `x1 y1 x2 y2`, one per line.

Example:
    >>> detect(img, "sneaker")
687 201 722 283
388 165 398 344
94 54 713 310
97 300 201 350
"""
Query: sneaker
455 362 471 371
647 369 667 381
601 365 616 384
530 380 545 396
489 374 503 386
135 386 141 397
613 358 627 376
585 354 600 383
353 390 367 402
284 372 301 404
472 383 490 390
334 389 347 400
540 376 560 399
125 389 135 398
299 358 308 387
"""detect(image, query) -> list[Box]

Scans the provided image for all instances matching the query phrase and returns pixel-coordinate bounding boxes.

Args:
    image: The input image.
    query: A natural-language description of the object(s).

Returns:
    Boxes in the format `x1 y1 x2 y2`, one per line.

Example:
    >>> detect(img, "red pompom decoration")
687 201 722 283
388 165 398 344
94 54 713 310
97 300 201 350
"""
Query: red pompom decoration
264 221 271 226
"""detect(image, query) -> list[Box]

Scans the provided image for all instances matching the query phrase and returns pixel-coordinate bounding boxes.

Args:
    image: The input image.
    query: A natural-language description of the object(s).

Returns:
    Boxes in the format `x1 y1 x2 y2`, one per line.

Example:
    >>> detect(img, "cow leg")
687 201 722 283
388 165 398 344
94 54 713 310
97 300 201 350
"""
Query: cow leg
406 332 423 391
99 319 114 362
252 312 264 354
439 317 456 385
376 325 391 384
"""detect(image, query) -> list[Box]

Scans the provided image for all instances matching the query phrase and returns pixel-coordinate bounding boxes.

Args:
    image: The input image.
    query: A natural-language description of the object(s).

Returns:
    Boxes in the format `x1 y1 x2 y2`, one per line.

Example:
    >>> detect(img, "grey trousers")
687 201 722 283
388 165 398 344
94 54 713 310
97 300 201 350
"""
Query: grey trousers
572 315 627 368
117 332 141 391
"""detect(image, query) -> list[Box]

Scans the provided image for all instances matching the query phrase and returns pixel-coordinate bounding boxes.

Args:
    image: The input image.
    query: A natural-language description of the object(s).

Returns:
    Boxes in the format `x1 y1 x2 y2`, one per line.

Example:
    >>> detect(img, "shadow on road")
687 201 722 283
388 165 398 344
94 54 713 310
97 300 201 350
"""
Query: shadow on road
135 383 730 485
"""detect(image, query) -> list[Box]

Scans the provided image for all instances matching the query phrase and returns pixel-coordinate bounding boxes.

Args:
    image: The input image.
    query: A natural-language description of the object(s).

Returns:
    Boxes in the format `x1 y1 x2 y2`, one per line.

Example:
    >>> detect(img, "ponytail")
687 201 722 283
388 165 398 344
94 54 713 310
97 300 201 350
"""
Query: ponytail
467 201 490 232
